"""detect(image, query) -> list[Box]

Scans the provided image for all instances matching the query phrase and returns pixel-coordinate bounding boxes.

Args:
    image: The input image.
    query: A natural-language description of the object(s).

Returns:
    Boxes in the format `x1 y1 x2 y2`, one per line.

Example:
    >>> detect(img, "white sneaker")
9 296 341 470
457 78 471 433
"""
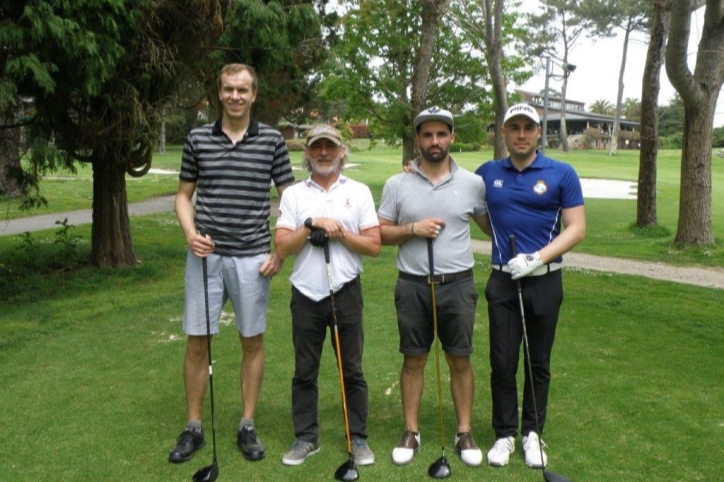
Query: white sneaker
487 436 515 466
523 432 548 468
391 431 420 465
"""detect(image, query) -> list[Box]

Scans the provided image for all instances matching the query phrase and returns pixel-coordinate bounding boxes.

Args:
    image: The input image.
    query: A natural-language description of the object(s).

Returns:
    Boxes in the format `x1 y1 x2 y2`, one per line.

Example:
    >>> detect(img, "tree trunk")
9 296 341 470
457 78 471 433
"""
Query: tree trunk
637 0 668 227
676 101 715 245
408 0 449 166
91 153 137 267
402 131 416 164
482 0 508 160
665 0 723 246
157 105 167 154
0 114 24 198
610 18 632 157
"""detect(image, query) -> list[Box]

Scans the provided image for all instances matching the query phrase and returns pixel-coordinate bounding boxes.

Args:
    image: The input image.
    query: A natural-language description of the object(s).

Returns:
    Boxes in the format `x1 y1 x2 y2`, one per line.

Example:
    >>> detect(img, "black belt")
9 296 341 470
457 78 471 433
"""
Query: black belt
398 269 473 284
491 262 562 277
336 275 360 294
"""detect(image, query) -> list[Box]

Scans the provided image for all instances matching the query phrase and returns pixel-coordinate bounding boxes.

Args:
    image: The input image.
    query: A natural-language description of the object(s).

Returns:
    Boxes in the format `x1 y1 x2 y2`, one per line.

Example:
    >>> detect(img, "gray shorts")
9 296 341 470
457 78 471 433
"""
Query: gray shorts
183 251 271 337
394 276 478 357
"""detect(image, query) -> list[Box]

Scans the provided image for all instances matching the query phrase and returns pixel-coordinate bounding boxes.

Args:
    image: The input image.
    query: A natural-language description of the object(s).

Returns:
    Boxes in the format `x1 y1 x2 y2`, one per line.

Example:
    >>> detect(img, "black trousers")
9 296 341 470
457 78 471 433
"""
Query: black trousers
290 277 368 443
485 269 563 438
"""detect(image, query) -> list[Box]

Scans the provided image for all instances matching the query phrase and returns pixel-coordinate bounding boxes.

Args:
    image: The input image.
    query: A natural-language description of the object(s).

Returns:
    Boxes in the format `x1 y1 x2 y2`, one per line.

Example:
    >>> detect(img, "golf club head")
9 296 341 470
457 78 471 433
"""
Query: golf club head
334 458 359 481
544 469 571 482
192 462 219 482
427 455 451 479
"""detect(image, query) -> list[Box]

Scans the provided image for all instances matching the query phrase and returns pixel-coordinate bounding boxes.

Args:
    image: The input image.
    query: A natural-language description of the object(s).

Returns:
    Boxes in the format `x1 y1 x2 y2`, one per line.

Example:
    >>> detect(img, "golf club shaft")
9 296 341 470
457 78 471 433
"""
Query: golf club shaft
324 240 354 456
427 239 446 455
508 235 547 468
201 256 218 464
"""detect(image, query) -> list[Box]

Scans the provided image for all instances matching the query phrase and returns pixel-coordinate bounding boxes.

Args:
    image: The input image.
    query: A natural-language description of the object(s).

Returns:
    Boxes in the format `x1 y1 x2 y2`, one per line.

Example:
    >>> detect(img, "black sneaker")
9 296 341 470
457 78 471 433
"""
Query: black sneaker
237 425 265 461
168 429 205 463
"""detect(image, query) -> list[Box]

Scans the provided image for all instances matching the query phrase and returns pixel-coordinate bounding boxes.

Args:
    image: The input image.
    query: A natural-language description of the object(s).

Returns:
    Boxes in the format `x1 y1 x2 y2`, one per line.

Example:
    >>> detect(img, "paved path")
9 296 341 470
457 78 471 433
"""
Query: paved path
3 195 723 289
0 195 177 236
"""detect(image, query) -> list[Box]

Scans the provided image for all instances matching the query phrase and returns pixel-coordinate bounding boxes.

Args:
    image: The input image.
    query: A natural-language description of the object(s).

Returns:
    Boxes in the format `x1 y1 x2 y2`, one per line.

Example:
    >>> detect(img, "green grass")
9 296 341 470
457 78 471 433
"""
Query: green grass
1 144 723 480
1 214 723 481
4 144 722 266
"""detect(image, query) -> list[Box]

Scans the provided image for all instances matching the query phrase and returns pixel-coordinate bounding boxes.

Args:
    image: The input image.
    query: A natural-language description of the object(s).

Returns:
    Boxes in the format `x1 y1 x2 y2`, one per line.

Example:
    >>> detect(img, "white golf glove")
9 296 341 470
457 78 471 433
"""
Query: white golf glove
508 252 543 280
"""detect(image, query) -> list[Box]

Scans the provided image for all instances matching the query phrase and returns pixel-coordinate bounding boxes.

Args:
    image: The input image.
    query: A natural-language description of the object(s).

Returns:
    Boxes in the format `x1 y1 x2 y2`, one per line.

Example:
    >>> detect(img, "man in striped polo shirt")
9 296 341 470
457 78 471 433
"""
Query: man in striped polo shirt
168 63 294 465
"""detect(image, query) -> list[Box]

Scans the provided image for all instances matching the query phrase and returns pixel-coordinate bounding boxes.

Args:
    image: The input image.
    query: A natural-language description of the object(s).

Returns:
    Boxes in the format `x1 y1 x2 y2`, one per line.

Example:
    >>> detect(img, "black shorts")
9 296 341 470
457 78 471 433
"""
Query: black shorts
394 276 478 356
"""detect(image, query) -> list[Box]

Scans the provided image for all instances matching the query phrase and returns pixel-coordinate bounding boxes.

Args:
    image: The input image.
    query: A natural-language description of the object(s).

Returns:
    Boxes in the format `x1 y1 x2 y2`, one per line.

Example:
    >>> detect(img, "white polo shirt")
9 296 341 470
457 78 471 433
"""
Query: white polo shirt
277 175 379 301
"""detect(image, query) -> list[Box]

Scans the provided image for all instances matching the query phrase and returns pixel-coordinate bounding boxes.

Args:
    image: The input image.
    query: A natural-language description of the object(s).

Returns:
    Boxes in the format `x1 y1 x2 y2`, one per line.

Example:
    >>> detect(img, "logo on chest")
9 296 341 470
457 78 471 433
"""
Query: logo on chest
533 180 548 195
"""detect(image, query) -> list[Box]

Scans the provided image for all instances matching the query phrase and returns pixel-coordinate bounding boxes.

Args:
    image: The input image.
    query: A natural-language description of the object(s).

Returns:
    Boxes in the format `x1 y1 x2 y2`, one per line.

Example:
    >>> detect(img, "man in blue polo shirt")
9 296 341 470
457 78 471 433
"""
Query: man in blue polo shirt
475 104 586 470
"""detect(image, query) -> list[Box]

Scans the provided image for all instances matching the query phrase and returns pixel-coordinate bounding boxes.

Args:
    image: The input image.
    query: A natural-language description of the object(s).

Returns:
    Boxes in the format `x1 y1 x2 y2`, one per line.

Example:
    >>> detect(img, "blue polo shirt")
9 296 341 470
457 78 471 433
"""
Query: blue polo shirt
475 151 584 265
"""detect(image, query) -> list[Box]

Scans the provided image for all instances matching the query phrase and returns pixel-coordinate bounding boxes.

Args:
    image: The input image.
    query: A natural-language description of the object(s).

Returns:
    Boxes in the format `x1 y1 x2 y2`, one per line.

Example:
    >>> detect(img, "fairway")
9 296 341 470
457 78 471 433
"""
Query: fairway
1 211 722 482
1 145 723 481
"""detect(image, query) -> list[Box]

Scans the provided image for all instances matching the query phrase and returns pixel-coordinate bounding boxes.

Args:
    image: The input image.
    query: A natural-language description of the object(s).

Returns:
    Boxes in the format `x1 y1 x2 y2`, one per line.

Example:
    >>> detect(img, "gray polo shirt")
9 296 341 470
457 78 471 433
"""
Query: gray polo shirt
378 157 487 275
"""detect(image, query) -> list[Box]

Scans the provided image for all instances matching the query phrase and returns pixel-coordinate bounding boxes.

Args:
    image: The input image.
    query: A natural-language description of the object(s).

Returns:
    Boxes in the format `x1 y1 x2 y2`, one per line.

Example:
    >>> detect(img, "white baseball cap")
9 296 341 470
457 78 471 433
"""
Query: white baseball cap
503 104 540 125
414 106 454 131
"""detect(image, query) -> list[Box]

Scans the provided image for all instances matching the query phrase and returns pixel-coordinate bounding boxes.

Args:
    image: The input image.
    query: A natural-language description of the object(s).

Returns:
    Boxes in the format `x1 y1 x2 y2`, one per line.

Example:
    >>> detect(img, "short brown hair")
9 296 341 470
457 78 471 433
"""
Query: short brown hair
217 64 258 92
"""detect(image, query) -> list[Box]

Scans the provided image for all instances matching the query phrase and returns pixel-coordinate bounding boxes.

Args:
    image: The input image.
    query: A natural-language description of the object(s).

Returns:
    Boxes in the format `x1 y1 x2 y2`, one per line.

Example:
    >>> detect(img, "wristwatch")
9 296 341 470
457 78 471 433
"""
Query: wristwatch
304 217 314 230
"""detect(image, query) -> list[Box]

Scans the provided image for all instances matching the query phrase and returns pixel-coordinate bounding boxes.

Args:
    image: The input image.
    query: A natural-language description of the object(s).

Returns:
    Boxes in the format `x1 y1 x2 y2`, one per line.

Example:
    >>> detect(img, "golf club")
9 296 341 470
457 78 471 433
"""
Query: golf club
193 256 219 482
323 239 360 482
426 239 451 479
509 235 570 482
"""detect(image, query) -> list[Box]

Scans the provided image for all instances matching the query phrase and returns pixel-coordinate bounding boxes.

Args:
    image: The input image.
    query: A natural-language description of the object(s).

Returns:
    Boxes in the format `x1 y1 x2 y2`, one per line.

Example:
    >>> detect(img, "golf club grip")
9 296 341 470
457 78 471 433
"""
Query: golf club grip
427 238 434 277
323 237 330 264
509 234 517 258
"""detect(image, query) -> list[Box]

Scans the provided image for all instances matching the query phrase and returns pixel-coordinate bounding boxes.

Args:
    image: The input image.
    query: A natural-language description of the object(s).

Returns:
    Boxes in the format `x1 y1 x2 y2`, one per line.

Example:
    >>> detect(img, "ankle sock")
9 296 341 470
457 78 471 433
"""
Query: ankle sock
239 418 254 431
186 420 202 433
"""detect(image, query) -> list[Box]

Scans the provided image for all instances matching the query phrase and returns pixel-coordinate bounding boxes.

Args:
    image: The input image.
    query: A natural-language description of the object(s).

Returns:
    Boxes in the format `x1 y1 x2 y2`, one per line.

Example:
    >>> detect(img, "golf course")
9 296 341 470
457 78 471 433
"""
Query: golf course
1 144 722 481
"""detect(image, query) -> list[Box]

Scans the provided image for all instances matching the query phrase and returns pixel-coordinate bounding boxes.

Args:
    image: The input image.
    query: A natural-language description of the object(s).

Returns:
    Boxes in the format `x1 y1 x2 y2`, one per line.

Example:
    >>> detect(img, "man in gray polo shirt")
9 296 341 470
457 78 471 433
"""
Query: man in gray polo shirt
377 106 487 468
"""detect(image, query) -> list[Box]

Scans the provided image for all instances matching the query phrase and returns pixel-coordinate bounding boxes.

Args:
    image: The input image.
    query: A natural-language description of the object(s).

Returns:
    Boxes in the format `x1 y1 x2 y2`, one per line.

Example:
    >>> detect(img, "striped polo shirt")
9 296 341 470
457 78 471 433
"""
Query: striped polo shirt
180 119 294 256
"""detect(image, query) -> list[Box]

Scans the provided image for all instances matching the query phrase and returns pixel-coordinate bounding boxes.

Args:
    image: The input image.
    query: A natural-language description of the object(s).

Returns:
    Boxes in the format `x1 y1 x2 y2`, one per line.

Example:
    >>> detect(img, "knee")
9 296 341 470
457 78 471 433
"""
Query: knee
445 354 471 374
402 354 427 373
185 336 209 361
240 334 264 356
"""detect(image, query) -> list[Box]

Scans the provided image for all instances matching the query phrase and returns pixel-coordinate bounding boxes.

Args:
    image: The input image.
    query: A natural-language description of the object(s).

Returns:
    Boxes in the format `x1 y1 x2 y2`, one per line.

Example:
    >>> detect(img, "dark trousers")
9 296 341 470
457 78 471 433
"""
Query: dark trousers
290 277 368 443
485 269 563 438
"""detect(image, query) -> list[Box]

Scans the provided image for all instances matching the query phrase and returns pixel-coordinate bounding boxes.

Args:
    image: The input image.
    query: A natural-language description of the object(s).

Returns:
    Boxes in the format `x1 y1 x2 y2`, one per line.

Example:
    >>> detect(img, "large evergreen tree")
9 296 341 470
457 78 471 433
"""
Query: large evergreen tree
1 0 327 267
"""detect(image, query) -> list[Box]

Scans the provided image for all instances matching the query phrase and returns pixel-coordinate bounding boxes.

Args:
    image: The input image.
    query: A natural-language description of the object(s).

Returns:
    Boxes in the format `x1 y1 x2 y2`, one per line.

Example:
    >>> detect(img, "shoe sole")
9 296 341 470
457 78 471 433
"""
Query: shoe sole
355 456 375 466
168 441 206 464
282 447 320 466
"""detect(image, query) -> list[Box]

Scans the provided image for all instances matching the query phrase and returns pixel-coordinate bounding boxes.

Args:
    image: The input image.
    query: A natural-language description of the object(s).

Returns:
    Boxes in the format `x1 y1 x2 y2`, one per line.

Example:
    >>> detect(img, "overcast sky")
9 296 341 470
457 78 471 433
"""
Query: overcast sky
517 4 724 126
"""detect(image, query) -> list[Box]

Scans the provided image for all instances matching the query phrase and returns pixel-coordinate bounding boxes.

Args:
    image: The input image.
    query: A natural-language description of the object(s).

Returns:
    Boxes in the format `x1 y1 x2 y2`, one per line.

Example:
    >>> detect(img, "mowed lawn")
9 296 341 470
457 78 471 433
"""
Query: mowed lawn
1 145 723 481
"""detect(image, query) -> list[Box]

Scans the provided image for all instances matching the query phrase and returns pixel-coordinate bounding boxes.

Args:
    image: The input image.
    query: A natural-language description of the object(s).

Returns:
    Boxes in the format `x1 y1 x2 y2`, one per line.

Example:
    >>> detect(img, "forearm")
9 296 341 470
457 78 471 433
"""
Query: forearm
340 227 381 257
379 222 417 246
274 226 309 260
175 192 196 242
538 225 585 263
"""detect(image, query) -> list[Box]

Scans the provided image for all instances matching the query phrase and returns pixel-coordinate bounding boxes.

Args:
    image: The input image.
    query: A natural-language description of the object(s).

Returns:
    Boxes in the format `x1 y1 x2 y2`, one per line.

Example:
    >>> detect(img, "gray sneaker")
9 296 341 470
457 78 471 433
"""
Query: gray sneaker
351 437 375 465
282 439 321 466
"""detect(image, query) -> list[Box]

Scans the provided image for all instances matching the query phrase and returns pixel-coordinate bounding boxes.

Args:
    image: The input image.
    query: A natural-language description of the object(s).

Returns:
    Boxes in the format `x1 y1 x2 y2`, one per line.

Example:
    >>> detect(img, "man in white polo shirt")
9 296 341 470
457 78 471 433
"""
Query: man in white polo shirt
274 124 381 468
